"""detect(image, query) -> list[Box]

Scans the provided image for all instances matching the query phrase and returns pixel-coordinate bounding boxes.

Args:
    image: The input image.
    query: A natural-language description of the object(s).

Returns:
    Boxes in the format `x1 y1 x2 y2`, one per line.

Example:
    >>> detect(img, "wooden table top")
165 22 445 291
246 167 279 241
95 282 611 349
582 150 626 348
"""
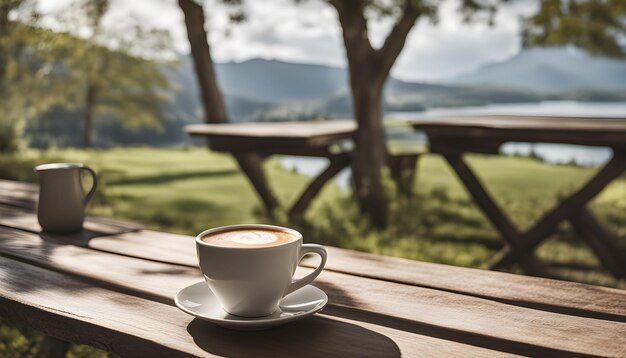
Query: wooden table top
185 120 357 153
0 179 625 357
410 115 626 149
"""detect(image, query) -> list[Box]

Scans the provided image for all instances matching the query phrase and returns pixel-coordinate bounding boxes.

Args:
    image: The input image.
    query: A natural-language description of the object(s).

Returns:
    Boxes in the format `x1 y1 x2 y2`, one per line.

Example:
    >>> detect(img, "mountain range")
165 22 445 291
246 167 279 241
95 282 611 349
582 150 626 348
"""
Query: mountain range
26 47 626 147
170 47 626 123
451 47 626 91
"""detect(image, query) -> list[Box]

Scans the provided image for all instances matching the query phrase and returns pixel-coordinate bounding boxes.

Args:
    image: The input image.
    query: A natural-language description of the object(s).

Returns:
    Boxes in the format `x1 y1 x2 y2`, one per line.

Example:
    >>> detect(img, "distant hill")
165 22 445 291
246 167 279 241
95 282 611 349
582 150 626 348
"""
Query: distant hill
451 47 626 91
26 53 626 147
216 59 347 103
169 55 626 123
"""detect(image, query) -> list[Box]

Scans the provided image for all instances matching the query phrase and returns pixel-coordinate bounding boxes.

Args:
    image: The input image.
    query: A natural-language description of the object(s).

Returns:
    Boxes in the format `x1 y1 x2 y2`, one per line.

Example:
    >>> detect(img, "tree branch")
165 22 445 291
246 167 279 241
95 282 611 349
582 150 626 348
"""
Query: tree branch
328 0 373 68
376 3 422 79
178 0 229 123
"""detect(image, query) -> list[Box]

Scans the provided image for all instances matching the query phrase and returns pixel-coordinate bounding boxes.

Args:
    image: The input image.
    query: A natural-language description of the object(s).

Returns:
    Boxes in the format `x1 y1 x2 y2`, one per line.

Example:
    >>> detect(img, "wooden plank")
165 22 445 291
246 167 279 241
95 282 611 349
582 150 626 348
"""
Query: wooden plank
185 120 357 139
0 226 200 303
211 142 343 156
0 179 38 209
0 255 516 357
1 208 624 322
311 247 626 322
0 206 198 267
0 258 195 357
0 205 141 238
411 116 626 147
411 116 626 131
91 232 626 322
0 227 624 356
0 180 142 236
185 121 357 150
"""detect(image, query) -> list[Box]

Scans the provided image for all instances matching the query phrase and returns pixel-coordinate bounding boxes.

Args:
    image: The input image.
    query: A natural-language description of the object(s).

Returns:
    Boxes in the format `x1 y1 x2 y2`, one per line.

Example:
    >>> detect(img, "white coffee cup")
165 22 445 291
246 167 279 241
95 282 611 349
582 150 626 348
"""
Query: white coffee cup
196 224 327 317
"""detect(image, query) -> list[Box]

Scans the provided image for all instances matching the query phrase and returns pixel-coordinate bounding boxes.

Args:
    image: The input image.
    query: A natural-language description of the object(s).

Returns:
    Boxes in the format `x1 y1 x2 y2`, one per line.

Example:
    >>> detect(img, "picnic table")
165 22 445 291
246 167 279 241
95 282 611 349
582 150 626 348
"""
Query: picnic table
185 121 357 218
0 179 625 357
410 115 626 278
185 120 420 218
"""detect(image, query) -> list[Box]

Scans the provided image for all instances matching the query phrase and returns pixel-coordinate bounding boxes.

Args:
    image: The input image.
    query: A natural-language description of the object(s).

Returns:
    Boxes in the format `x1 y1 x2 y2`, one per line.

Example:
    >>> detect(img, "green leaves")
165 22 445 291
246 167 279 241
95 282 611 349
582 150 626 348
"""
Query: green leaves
1 0 176 149
523 0 626 58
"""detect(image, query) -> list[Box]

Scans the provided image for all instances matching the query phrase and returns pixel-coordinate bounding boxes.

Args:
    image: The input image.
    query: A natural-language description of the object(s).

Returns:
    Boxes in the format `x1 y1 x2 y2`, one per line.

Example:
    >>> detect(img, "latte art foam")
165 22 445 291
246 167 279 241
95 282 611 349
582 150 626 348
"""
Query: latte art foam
202 228 297 248
222 230 278 245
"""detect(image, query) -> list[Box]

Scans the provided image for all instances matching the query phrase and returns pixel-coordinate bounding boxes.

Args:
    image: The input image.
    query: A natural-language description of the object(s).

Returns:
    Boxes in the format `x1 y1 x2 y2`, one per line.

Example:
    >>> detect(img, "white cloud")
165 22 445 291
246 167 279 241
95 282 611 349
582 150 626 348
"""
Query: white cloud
206 0 344 66
392 0 538 81
36 0 539 81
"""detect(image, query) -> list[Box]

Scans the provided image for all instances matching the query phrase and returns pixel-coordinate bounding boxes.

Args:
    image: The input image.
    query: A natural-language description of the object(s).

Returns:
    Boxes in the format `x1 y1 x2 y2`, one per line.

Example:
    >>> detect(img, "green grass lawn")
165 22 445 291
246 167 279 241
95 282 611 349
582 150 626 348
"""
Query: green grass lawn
1 146 625 357
1 146 625 288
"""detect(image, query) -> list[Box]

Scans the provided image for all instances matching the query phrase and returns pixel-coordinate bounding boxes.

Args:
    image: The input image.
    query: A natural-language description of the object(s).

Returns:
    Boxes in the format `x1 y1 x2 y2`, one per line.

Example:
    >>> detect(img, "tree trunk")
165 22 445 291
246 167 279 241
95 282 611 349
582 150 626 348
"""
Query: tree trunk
178 0 228 124
83 83 97 148
351 77 388 226
329 0 420 227
331 0 389 226
178 0 278 215
0 3 12 89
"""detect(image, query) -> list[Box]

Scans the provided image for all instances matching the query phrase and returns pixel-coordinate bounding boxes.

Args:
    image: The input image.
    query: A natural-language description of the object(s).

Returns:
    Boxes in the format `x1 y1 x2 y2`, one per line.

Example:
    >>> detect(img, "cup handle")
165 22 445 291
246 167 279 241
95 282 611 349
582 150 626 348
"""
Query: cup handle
80 166 98 206
285 244 327 296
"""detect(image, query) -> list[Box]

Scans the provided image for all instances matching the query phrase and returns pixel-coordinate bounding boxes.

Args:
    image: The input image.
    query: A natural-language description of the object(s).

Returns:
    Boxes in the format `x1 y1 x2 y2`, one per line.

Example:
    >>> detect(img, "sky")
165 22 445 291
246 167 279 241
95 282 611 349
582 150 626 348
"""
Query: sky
37 0 539 82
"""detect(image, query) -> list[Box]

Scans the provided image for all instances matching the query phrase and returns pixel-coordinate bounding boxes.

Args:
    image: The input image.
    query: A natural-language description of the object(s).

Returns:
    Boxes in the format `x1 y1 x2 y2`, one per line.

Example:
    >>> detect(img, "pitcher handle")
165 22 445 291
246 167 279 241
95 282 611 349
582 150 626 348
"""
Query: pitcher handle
80 166 98 206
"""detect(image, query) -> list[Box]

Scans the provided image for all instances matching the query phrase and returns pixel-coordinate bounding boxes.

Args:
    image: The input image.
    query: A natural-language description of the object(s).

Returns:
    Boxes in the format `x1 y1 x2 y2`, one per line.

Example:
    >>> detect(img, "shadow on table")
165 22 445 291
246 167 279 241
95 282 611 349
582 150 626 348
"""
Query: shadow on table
108 169 237 186
187 315 401 358
0 205 141 245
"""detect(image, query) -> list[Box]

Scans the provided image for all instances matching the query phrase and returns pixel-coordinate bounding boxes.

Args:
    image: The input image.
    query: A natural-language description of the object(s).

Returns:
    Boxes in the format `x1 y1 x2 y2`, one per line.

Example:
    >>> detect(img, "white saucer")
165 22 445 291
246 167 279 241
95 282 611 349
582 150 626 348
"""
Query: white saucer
175 282 328 330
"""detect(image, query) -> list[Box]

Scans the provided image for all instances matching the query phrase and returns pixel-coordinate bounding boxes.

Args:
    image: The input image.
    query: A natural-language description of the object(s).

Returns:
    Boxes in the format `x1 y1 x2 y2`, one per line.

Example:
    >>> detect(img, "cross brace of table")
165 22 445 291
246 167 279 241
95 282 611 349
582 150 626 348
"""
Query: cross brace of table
443 151 626 278
234 150 420 220
233 150 352 219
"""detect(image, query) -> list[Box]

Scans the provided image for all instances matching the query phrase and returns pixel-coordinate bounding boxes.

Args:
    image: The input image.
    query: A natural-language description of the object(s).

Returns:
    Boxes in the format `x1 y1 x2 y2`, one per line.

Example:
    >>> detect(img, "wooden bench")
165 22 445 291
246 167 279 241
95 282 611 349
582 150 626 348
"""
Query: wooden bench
0 179 624 357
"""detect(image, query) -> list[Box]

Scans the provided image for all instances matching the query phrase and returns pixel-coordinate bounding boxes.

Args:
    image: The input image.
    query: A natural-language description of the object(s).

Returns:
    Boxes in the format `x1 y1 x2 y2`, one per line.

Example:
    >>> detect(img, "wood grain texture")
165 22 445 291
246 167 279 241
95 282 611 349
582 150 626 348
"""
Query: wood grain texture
0 256 514 358
0 226 624 356
412 115 626 130
411 116 626 148
310 247 626 322
0 205 141 238
185 120 357 139
0 181 141 236
0 179 38 209
2 205 625 322
185 121 356 151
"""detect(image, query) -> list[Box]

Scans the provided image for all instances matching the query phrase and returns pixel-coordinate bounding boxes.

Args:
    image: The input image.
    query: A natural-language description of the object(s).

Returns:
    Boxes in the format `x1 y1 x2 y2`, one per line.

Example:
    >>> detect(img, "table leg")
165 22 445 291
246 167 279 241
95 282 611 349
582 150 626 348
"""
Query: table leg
442 153 547 274
569 208 626 278
36 336 70 358
289 154 352 219
493 153 626 270
389 154 420 196
234 153 279 217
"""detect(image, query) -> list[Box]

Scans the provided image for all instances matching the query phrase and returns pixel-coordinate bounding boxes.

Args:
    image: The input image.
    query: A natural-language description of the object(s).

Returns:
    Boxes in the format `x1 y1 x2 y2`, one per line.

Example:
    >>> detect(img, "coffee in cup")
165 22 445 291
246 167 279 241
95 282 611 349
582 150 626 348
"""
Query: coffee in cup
201 228 297 248
196 224 327 317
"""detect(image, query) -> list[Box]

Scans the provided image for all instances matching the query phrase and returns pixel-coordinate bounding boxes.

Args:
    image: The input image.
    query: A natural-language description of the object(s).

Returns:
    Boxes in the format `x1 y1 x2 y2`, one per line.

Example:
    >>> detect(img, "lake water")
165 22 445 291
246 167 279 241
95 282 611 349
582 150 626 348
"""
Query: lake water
281 101 626 187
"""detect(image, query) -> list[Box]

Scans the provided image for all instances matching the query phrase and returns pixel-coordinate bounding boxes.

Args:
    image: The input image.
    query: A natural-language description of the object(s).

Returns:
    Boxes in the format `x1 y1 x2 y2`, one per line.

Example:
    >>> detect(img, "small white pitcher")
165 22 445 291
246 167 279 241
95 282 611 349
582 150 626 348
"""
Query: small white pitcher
34 163 98 233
